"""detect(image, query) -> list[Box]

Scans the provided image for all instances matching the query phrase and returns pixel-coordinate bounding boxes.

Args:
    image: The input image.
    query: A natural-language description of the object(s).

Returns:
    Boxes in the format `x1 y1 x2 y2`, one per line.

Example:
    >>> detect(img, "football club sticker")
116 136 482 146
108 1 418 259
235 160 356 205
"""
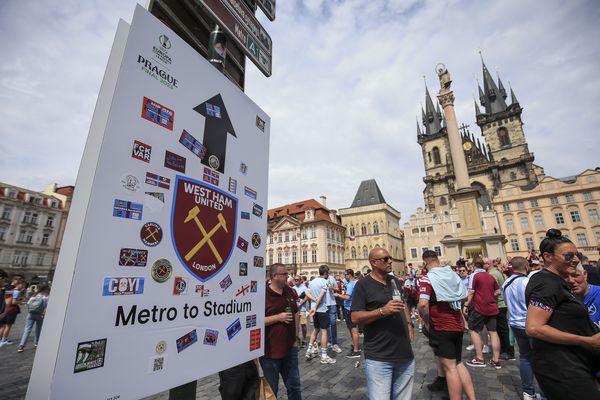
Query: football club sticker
228 177 237 194
155 340 167 354
237 237 249 252
202 167 220 186
151 258 173 283
74 338 107 373
249 329 261 351
241 211 250 220
176 329 198 353
195 284 210 297
239 262 248 276
141 96 174 130
226 318 242 340
205 102 222 118
256 115 265 132
148 355 166 374
145 172 170 189
179 129 206 160
235 284 250 297
170 175 237 282
132 140 152 163
102 277 144 296
219 274 233 291
119 248 148 267
244 186 257 200
173 276 188 295
253 256 264 268
240 162 248 175
208 155 220 170
113 199 143 220
246 314 257 328
164 150 186 173
203 329 219 346
250 280 257 293
251 233 261 249
141 222 162 247
121 174 141 192
252 203 263 218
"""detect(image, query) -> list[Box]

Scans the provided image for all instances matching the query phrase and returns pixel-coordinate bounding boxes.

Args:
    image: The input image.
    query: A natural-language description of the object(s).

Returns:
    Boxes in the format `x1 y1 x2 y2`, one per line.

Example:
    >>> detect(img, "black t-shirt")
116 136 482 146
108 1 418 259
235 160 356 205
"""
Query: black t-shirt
351 275 414 362
525 269 600 376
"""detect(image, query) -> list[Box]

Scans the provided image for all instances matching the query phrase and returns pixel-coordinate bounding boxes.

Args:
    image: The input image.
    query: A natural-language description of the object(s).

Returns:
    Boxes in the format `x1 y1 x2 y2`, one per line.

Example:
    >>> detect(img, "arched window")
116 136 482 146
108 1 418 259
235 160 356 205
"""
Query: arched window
439 196 447 206
432 147 441 165
497 127 511 147
361 224 367 235
373 222 379 235
362 246 368 259
351 247 357 259
349 225 355 236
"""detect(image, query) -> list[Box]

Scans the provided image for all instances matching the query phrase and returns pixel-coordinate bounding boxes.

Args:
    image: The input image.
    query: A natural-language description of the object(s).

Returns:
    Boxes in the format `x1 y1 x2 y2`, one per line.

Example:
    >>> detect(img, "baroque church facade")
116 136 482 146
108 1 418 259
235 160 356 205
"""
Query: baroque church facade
417 58 545 213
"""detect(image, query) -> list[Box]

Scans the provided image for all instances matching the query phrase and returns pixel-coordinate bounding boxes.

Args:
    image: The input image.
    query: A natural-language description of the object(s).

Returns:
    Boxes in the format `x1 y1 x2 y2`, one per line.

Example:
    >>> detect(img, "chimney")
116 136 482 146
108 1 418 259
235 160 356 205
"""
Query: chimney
319 195 327 207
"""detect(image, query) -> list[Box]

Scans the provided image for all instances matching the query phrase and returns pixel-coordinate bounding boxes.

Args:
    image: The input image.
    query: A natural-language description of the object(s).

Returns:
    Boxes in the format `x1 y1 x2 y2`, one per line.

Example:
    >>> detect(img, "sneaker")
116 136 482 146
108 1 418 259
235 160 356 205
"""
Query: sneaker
346 350 361 359
305 351 316 359
523 392 541 400
488 359 501 369
418 325 423 333
3 340 13 346
500 353 516 361
465 344 475 351
426 376 447 392
466 358 486 367
320 355 337 364
482 345 490 354
331 344 342 353
17 346 24 353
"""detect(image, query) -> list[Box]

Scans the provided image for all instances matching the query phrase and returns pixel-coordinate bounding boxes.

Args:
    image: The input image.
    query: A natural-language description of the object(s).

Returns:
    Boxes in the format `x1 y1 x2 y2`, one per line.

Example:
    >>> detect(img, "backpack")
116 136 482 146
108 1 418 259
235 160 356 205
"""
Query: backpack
27 296 45 314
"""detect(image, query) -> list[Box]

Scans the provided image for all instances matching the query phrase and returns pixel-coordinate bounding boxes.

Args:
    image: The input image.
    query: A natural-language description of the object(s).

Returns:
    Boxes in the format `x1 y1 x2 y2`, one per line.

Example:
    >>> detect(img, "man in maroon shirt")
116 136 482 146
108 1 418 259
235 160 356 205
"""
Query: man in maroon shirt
418 250 476 400
261 263 301 399
463 257 502 369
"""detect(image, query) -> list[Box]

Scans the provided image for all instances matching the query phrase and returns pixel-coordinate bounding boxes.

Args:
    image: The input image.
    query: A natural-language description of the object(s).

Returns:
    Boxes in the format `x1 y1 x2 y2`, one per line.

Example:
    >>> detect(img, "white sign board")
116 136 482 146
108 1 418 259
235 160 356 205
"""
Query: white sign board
27 5 269 400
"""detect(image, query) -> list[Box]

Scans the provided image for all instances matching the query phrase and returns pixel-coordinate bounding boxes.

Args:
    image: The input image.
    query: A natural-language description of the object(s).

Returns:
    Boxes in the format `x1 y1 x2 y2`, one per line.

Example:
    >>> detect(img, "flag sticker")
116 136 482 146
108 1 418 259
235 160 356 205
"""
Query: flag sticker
113 199 143 220
226 318 242 340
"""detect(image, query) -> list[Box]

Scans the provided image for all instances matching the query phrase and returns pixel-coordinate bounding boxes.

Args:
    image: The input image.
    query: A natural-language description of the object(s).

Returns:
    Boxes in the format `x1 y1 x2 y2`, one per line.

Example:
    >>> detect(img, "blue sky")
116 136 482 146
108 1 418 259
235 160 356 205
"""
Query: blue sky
1 0 599 222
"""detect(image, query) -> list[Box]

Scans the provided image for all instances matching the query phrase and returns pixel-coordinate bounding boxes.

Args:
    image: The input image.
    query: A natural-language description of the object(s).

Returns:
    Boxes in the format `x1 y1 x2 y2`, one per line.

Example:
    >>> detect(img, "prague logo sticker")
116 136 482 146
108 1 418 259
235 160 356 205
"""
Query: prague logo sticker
171 175 237 282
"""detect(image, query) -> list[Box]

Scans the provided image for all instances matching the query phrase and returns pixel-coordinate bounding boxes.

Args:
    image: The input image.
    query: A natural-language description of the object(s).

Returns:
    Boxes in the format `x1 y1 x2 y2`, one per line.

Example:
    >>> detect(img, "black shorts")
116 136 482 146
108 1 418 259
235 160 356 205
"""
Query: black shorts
313 312 329 330
428 329 464 362
0 312 17 326
343 309 357 330
468 310 497 332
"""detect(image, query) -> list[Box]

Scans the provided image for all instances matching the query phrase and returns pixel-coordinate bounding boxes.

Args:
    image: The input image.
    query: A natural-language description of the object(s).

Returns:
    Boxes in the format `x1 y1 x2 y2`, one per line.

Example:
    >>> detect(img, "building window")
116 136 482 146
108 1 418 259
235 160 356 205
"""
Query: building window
291 231 297 241
268 234 273 244
534 214 544 227
565 194 575 203
18 230 33 243
268 254 273 265
46 214 56 227
362 246 368 259
510 239 520 251
434 246 442 256
411 228 419 234
278 233 282 242
310 226 316 239
439 197 447 206
351 247 357 259
497 127 511 147
520 216 530 229
302 250 307 263
421 247 429 255
506 218 515 230
277 253 282 263
517 201 525 210
332 250 336 263
554 213 565 224
361 224 367 235
23 211 32 223
41 232 50 246
502 203 510 212
311 249 317 263
432 147 441 165
292 252 297 264
410 248 418 259
530 199 539 208
0 226 6 241
426 226 433 232
570 210 581 223
595 231 600 244
550 197 559 205
1 207 12 221
284 252 290 264
36 252 45 266
349 226 355 236
302 228 307 240
12 251 29 266
588 208 599 221
373 222 379 235
525 237 535 251
284 231 289 242
576 233 589 247
583 191 593 201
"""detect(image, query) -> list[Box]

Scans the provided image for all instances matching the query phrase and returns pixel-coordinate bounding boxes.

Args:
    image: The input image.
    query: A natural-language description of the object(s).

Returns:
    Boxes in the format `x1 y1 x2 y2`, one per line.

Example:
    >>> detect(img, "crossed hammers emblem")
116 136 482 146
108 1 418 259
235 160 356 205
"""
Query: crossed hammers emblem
184 206 228 263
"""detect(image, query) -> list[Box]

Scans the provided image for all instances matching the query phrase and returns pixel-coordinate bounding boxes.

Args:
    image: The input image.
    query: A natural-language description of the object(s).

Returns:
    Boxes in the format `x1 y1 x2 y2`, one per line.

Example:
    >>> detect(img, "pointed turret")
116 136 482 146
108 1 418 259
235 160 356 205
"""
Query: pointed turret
498 75 507 100
474 98 482 116
424 83 442 135
478 83 486 108
510 86 519 105
416 117 422 137
480 53 508 114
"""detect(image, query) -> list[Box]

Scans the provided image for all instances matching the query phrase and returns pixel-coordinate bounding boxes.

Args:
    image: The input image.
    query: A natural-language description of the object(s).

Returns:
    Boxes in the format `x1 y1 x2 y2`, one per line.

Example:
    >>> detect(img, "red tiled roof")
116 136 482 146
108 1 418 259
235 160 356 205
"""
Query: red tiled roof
268 199 341 224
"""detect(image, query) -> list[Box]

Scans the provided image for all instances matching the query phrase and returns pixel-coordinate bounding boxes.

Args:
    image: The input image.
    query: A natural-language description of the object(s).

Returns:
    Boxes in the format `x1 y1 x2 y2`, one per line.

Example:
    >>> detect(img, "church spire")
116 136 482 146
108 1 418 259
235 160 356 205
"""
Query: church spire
510 85 519 105
424 82 442 135
497 74 507 100
416 117 422 136
480 52 508 114
474 97 482 117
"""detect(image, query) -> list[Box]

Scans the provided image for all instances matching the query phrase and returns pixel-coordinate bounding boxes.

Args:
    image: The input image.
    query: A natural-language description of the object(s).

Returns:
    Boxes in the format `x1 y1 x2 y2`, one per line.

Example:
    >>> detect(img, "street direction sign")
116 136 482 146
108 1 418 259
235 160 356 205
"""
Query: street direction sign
256 0 275 21
197 0 272 77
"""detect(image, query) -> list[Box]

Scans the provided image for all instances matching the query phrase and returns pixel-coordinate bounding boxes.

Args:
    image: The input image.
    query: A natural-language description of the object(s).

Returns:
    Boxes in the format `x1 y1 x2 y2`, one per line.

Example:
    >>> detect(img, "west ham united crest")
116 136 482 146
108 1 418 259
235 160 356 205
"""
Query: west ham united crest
171 175 237 282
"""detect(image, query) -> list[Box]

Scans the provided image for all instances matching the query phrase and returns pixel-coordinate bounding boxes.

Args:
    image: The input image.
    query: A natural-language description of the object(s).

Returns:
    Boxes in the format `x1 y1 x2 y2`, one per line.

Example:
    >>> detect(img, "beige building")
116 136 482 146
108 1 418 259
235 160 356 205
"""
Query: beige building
0 182 74 281
494 168 600 260
266 197 345 277
403 206 499 266
339 180 405 275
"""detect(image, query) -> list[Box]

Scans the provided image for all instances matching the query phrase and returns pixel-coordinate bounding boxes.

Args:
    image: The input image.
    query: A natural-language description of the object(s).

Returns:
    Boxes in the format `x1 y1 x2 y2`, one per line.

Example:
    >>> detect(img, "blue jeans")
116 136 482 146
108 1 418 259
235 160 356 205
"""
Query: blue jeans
327 305 338 345
364 358 415 400
513 327 537 396
19 314 43 347
259 347 301 400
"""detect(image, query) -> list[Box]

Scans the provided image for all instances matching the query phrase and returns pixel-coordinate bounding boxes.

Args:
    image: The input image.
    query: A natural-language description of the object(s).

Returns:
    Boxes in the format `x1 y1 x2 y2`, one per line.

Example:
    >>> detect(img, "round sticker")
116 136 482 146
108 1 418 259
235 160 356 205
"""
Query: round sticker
208 155 220 170
151 258 173 283
251 232 261 249
121 174 141 192
155 340 167 354
141 222 163 247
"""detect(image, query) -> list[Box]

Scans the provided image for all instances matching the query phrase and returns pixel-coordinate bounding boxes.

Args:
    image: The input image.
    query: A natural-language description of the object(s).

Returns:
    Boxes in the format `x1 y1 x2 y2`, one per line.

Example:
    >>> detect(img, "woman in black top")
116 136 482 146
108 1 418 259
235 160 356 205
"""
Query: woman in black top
525 229 600 399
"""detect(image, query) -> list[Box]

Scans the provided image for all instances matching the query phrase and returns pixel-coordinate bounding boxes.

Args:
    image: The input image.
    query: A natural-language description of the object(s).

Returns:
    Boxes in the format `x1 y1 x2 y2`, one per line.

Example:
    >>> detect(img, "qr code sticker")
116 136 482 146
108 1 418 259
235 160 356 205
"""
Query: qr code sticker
148 355 166 374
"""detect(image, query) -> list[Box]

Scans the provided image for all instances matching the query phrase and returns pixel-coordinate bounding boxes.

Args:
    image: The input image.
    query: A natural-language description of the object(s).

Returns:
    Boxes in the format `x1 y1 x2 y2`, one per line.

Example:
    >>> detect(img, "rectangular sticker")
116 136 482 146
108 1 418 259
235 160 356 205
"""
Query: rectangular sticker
228 177 237 194
249 329 261 351
148 355 166 374
179 129 206 160
118 248 148 266
246 314 257 328
226 318 242 340
219 274 233 291
176 329 198 353
102 277 144 296
113 199 143 220
132 140 152 163
252 203 263 218
164 150 186 173
256 115 265 132
244 186 257 200
239 262 248 276
241 211 250 220
145 172 170 189
203 329 219 346
195 284 210 297
250 280 257 293
173 276 188 295
141 96 174 130
236 284 250 297
237 237 249 252
74 338 107 373
202 167 220 186
253 256 264 268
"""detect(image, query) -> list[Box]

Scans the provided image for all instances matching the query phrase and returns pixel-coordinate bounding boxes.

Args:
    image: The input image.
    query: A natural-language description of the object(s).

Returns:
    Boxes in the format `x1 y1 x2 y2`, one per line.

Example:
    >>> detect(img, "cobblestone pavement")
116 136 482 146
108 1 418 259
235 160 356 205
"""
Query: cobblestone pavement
1 316 531 399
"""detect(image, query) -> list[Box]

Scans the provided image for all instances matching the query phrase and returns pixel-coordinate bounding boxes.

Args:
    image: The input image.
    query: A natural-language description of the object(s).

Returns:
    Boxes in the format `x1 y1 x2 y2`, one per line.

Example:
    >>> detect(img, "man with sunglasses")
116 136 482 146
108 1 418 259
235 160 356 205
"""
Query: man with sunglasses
351 248 414 399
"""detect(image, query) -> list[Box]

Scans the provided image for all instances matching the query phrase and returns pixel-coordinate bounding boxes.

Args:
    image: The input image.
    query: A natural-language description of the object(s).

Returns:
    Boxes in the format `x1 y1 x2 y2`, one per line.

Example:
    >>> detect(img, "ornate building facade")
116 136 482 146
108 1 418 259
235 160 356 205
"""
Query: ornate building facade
339 180 405 275
266 197 345 277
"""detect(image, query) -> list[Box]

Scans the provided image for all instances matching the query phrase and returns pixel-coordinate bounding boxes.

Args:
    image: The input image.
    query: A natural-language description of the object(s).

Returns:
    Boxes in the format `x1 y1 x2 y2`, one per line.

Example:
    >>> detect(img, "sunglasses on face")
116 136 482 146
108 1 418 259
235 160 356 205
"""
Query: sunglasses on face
561 252 581 262
373 256 392 263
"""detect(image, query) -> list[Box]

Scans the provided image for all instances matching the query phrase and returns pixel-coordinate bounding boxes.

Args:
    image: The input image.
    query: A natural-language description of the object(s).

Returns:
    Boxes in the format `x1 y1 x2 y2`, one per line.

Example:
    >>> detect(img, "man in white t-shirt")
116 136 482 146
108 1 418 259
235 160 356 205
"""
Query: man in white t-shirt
305 265 336 364
293 275 309 348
